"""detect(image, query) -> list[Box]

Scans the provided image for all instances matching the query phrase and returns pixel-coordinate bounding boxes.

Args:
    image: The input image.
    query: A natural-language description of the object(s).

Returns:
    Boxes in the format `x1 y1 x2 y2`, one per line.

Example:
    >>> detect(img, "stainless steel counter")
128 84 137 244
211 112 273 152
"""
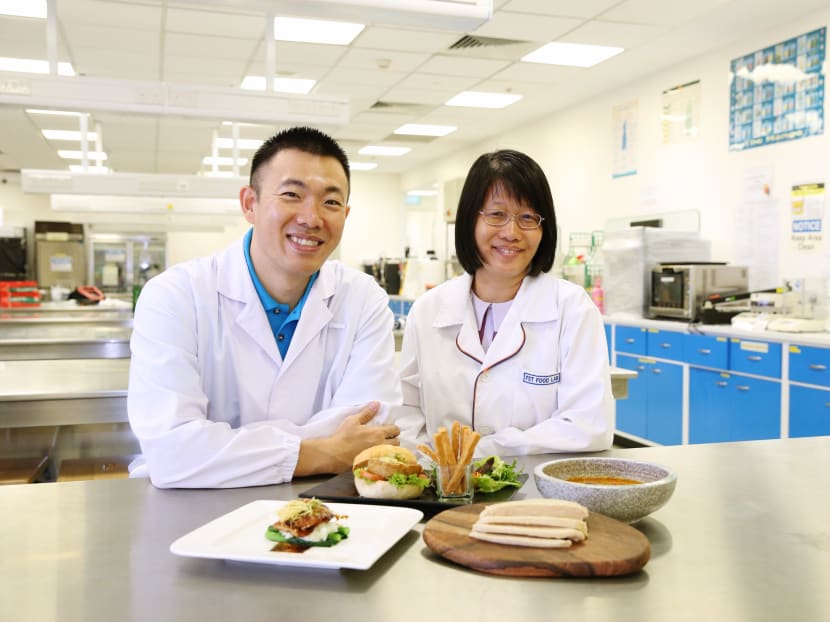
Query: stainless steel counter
0 324 132 360
1 437 828 622
0 359 129 427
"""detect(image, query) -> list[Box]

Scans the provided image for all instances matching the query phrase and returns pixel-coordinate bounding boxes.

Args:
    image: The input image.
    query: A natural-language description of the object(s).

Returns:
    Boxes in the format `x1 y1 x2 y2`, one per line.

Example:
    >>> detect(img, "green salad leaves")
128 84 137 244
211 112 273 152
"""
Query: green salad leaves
472 456 524 493
265 525 350 547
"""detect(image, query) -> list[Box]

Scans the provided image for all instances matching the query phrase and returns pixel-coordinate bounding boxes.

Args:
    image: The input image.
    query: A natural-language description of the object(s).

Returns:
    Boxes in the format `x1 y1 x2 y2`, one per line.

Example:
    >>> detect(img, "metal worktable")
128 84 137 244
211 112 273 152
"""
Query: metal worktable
2 437 828 622
0 359 129 427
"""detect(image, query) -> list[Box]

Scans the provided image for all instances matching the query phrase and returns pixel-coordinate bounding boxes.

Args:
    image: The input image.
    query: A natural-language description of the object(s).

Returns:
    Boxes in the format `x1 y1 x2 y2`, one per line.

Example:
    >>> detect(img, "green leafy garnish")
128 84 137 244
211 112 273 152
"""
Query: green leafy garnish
472 456 524 493
388 473 429 488
265 525 350 547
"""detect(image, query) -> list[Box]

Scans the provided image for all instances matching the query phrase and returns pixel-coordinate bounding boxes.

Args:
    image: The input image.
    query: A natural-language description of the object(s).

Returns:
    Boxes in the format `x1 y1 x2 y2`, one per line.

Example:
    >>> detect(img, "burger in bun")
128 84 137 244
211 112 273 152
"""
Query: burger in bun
353 444 430 500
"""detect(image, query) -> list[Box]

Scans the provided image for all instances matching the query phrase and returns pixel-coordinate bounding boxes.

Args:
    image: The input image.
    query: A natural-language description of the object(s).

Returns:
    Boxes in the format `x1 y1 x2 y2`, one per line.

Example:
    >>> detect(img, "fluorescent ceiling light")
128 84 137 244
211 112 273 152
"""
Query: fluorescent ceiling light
522 42 624 68
69 165 109 174
42 130 99 141
350 162 378 171
394 124 456 137
214 137 263 150
240 75 316 94
26 109 85 117
358 146 411 157
445 91 523 109
58 150 107 160
202 156 249 166
274 16 364 45
0 0 46 18
0 57 74 75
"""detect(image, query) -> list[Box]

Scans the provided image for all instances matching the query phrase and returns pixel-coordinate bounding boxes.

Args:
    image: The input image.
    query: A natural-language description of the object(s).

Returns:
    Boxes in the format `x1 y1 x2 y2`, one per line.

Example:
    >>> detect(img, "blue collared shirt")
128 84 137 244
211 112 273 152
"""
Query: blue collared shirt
243 228 319 359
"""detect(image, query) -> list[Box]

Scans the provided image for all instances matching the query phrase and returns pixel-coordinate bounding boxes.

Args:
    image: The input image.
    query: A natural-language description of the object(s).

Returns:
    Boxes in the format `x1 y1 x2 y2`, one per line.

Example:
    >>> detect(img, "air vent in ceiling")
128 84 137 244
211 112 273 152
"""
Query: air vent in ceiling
449 35 528 49
370 101 433 114
444 35 537 60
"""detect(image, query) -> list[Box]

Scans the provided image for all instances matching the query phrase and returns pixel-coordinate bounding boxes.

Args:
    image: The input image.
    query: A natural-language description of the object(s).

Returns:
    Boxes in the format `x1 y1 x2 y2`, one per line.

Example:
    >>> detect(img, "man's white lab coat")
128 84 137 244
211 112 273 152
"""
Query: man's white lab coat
128 237 401 488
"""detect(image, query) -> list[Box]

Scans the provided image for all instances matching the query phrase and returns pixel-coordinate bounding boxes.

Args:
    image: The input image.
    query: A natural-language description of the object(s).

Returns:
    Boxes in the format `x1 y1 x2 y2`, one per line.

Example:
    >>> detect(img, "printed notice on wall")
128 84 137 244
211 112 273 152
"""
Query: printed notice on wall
612 100 638 178
729 27 825 151
662 80 701 144
734 167 779 290
790 182 825 251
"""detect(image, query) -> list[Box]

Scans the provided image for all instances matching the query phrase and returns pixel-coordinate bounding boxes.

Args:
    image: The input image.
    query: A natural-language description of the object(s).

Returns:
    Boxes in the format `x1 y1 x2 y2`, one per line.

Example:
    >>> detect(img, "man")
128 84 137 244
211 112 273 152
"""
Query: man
127 127 401 488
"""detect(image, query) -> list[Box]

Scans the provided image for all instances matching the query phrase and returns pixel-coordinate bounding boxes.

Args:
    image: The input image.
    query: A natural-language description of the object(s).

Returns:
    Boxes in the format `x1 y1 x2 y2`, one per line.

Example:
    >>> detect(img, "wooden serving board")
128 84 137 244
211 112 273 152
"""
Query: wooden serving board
423 503 650 578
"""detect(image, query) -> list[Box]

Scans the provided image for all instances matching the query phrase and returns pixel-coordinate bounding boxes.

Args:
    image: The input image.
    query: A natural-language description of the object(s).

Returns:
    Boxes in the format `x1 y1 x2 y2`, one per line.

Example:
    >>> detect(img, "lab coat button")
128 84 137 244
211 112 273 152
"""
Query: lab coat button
479 372 488 383
478 426 494 435
277 334 285 341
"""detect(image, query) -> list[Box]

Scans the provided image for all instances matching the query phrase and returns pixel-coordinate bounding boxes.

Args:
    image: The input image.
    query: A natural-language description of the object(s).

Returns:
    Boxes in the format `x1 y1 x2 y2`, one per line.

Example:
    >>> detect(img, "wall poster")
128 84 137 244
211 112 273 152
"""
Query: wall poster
662 80 701 144
612 100 638 178
729 27 825 151
790 182 825 251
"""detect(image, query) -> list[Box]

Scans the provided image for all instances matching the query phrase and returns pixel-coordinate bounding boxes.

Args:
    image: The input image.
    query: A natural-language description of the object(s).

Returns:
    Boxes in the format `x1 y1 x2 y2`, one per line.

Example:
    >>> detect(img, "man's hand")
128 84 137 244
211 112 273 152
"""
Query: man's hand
294 402 400 477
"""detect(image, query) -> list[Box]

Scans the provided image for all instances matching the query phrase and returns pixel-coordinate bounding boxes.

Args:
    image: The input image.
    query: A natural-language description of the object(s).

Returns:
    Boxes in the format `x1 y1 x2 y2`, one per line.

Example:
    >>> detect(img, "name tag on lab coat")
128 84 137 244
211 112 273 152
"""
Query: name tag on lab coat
522 372 560 386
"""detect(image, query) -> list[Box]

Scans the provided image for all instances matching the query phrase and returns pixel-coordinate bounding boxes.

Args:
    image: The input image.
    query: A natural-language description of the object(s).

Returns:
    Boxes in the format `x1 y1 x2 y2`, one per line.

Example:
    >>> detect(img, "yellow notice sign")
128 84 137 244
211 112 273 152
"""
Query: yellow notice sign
740 341 769 353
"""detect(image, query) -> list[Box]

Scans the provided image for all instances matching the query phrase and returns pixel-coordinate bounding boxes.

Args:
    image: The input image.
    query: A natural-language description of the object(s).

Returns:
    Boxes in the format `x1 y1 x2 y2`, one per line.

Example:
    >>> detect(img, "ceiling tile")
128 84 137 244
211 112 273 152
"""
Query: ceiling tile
353 26 459 54
560 19 669 48
472 11 584 41
165 6 264 37
416 55 511 77
501 0 621 19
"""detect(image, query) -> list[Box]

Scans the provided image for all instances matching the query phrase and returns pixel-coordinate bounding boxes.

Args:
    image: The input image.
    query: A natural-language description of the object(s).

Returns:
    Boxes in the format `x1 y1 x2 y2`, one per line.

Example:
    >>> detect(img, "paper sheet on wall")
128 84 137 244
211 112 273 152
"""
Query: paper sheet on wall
662 80 701 144
612 100 638 178
790 182 825 252
734 168 779 290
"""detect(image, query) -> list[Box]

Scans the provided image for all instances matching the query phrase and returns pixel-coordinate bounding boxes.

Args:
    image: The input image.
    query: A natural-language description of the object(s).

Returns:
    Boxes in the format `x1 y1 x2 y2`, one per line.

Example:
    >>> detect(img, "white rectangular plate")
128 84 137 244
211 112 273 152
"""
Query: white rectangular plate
170 500 423 570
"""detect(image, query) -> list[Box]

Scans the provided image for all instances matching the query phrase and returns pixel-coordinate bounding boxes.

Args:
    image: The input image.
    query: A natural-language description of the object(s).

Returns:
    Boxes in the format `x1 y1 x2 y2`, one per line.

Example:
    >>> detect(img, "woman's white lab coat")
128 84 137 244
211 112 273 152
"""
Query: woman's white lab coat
395 272 614 456
127 237 401 488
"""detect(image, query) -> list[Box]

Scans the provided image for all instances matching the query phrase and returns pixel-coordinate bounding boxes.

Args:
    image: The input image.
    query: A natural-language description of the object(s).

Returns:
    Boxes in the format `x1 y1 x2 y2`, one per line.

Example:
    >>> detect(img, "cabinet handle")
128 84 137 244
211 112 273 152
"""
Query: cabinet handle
716 381 728 387
637 365 646 371
698 349 711 355
746 355 762 362
660 343 671 349
625 338 635 343
652 368 662 375
809 364 828 371
736 385 750 391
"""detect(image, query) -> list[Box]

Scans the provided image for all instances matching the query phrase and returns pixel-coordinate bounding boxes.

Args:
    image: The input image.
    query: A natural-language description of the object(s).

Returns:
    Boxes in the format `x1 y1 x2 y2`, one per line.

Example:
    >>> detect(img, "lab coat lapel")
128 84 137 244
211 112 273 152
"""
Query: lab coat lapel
216 239 282 364
281 264 333 368
482 276 559 366
433 274 484 361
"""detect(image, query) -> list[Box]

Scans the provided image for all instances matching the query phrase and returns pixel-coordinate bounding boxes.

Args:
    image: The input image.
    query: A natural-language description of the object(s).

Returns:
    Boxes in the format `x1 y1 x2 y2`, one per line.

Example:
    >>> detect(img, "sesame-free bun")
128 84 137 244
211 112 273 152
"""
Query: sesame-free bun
352 444 417 470
353 476 426 500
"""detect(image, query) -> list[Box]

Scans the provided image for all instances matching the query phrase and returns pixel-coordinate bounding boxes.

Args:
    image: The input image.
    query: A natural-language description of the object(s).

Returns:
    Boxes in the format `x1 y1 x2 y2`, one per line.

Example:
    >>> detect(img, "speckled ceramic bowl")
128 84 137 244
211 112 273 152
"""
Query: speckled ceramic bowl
533 457 677 523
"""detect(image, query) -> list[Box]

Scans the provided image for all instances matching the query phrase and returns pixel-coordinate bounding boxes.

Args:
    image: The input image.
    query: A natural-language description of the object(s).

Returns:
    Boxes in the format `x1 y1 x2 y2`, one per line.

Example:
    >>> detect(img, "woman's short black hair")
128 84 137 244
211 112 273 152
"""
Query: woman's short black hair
454 149 558 276
249 126 350 198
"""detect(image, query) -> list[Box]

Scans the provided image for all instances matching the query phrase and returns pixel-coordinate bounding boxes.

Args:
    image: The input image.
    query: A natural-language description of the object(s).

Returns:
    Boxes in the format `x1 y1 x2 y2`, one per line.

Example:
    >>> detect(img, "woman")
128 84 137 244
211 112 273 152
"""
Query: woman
395 149 614 456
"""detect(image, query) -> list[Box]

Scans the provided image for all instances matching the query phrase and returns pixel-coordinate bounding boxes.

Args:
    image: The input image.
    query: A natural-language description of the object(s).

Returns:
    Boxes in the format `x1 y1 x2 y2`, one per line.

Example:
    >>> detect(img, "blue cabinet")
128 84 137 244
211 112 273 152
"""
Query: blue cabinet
646 329 685 361
684 333 729 369
789 344 830 387
790 385 830 437
689 368 780 443
616 326 646 355
729 338 781 378
616 353 682 445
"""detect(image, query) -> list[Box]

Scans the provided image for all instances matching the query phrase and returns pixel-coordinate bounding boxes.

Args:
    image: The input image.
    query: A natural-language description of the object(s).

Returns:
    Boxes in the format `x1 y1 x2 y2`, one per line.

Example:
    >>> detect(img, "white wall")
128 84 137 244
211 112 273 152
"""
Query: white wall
402 7 830 295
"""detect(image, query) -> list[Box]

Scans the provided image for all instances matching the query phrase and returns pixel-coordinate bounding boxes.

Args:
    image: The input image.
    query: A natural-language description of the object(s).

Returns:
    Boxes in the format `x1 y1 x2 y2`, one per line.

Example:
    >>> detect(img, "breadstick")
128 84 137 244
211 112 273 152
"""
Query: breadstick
435 427 456 466
451 421 461 461
416 444 439 464
445 429 481 492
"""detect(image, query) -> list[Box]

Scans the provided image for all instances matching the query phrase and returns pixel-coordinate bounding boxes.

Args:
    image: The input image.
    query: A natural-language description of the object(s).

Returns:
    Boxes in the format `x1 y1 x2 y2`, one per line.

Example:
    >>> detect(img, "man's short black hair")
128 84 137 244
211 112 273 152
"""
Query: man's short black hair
454 149 558 277
249 126 350 197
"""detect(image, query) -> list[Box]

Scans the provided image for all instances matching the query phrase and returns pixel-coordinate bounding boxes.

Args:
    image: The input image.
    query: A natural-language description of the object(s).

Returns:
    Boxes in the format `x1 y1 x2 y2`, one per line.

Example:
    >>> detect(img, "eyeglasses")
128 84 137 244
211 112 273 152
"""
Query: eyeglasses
478 210 544 230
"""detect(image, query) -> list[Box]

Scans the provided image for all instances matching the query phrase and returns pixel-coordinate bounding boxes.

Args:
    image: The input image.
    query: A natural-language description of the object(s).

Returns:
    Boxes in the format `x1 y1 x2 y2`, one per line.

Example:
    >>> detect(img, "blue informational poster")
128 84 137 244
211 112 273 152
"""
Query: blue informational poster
729 27 825 151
